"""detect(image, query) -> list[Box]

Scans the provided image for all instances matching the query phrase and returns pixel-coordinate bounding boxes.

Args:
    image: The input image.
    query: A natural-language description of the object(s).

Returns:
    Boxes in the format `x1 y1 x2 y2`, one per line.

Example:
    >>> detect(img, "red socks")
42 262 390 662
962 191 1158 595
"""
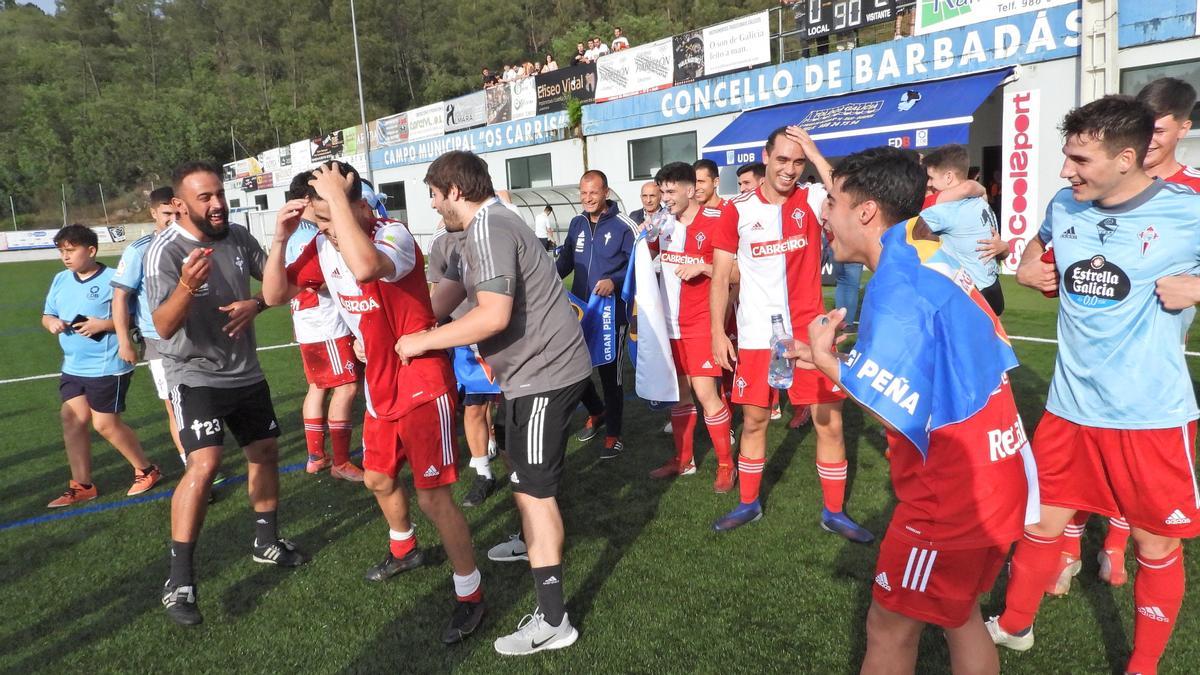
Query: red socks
328 419 352 465
1128 548 1185 675
1105 516 1131 552
816 460 847 513
389 527 416 559
303 417 326 459
1062 512 1088 559
453 568 483 603
671 404 697 466
704 405 734 467
738 456 765 504
999 530 1063 634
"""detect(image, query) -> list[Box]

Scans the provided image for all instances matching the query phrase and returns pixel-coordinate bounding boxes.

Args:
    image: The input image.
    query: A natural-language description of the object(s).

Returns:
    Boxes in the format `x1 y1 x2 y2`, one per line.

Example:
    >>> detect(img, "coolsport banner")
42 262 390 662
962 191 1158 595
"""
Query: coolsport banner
566 292 618 367
621 233 679 402
445 91 487 132
594 37 675 102
535 63 597 113
451 344 500 395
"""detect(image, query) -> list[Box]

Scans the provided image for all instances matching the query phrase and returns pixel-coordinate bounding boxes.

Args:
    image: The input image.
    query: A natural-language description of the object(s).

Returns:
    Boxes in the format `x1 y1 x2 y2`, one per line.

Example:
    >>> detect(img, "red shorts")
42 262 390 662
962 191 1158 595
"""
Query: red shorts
873 529 1009 628
299 335 359 389
730 348 845 408
671 337 721 378
362 393 458 489
1032 412 1200 538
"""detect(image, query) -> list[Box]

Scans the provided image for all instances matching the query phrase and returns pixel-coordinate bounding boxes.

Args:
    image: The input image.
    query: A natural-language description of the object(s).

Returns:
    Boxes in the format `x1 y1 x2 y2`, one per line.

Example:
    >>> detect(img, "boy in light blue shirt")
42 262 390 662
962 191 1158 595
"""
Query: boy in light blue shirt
42 224 161 507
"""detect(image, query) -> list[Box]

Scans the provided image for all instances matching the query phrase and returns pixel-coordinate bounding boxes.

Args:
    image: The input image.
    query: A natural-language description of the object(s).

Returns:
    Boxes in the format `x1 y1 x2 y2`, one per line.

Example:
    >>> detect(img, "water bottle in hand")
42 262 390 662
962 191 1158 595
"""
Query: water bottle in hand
646 209 668 241
768 314 794 390
1040 246 1058 298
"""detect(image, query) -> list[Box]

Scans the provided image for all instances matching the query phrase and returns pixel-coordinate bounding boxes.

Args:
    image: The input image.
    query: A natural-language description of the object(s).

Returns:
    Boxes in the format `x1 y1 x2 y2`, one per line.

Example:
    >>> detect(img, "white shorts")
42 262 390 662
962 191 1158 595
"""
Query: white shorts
147 358 169 400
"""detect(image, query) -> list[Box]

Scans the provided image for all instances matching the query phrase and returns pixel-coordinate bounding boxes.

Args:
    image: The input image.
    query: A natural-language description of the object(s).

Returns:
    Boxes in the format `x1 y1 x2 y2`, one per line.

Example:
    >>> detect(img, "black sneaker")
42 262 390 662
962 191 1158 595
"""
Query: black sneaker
461 476 496 507
364 548 425 582
442 599 486 644
575 414 604 443
600 437 623 460
251 538 309 567
162 582 202 626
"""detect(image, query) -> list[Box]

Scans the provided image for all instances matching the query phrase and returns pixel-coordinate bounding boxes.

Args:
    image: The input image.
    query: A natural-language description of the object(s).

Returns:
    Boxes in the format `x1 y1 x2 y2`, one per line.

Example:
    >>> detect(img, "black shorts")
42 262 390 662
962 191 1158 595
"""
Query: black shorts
60 372 133 413
980 278 1005 316
538 238 553 252
169 379 281 453
461 391 497 407
503 379 588 498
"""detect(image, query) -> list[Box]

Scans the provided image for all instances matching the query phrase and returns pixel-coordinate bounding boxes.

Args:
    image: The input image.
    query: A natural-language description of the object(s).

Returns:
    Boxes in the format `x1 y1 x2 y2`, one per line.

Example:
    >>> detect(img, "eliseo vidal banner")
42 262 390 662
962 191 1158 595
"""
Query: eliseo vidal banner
535 63 597 113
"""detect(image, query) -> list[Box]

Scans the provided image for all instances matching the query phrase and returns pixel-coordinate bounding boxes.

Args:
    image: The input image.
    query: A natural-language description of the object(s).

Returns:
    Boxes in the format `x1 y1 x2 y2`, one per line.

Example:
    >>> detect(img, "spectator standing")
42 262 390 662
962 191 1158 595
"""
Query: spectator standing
543 54 558 72
594 36 610 58
535 206 557 251
583 40 599 62
482 67 498 88
628 181 663 225
612 27 630 51
570 43 587 66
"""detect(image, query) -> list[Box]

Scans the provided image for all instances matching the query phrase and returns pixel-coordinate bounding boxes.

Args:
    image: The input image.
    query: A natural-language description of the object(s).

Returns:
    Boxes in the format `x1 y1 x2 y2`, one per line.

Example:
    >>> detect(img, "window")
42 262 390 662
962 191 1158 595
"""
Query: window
229 198 241 209
377 181 407 220
1120 59 1200 128
254 194 268 211
507 154 553 189
628 132 697 180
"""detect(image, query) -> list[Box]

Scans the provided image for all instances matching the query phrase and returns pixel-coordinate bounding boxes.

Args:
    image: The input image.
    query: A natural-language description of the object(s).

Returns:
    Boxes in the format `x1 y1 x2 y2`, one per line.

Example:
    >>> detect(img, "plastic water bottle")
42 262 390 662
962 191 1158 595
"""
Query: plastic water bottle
646 209 669 241
768 314 794 390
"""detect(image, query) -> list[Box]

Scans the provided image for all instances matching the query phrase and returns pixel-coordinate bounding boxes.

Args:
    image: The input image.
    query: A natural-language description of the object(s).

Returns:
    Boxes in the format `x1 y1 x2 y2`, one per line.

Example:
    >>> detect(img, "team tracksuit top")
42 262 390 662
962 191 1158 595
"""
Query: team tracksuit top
556 199 636 321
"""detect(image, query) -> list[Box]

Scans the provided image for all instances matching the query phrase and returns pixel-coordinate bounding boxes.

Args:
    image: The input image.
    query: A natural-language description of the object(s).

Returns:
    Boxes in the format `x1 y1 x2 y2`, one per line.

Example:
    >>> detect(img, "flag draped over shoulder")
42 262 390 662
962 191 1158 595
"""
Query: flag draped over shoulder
839 219 1018 458
621 232 679 402
451 344 500 395
566 291 618 367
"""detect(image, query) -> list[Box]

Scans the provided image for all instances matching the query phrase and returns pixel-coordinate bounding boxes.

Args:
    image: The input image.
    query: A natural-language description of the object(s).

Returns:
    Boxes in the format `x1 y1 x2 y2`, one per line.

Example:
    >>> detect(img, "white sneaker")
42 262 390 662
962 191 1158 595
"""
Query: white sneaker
985 615 1034 652
487 533 529 562
662 420 672 434
494 609 578 655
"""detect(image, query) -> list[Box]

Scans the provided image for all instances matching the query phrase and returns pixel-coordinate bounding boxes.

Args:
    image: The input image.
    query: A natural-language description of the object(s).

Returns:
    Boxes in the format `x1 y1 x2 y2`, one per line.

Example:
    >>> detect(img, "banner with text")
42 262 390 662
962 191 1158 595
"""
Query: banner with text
535 63 597 113
510 76 538 120
1000 87 1040 275
373 112 409 146
915 0 1075 35
702 11 772 77
445 91 487 132
595 37 675 102
673 30 704 84
486 84 512 124
370 111 571 170
408 102 445 141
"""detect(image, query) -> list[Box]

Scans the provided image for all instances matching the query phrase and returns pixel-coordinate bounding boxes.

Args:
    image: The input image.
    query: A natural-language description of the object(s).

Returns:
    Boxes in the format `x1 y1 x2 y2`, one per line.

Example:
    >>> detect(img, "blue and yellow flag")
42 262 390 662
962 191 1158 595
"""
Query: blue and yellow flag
839 219 1018 458
566 291 619 367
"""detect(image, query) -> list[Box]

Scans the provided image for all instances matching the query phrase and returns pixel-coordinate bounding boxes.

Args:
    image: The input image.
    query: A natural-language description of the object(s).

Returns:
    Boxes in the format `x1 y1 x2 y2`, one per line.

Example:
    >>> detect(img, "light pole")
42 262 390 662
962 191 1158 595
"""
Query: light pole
349 0 374 183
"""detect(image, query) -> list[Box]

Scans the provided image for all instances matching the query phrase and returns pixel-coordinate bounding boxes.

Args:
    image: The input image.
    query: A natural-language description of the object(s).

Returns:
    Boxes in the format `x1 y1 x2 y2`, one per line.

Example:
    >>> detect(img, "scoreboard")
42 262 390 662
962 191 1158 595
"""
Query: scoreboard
798 0 898 39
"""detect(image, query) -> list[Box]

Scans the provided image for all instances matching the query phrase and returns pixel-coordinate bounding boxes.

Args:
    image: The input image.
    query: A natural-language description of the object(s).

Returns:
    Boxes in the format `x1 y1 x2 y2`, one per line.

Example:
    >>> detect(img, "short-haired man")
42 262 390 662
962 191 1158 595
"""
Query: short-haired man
557 170 636 459
43 224 161 507
612 27 630 51
736 162 765 193
594 36 609 58
281 174 363 482
112 187 189 467
793 145 1030 675
920 144 1007 315
535 205 557 251
709 126 872 541
570 42 587 67
986 96 1200 675
646 161 737 491
147 161 301 626
629 181 663 225
398 150 592 654
263 161 486 644
583 39 599 62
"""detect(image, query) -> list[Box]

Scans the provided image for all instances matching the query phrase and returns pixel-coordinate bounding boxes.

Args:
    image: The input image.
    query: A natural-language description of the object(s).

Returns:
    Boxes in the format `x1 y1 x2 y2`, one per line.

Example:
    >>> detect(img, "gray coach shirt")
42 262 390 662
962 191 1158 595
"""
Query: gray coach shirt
445 200 591 398
143 222 267 389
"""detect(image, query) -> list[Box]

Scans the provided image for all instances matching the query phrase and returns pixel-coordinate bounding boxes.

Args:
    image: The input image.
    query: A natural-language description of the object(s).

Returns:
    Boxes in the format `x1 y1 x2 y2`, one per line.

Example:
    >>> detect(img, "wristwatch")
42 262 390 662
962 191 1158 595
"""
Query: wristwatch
254 297 268 313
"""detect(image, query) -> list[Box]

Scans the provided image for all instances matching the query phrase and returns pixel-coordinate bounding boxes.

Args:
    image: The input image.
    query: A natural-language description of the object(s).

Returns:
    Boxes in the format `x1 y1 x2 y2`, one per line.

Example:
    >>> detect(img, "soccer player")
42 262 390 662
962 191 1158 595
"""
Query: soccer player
986 96 1200 675
147 161 303 626
397 150 592 655
645 162 736 492
789 145 1030 675
112 187 188 466
281 175 363 482
736 162 765 193
629 181 663 225
427 224 500 508
920 145 1008 315
42 224 161 508
1140 77 1200 189
262 161 486 644
709 126 872 542
557 170 636 459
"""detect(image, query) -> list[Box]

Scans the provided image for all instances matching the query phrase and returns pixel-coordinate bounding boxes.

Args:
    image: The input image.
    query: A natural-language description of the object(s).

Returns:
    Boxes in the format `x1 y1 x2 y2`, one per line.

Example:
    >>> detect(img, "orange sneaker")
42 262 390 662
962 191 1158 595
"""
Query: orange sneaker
306 454 331 474
1098 548 1128 587
127 465 163 496
1046 554 1081 597
648 458 695 480
47 480 98 508
713 464 737 493
331 462 365 482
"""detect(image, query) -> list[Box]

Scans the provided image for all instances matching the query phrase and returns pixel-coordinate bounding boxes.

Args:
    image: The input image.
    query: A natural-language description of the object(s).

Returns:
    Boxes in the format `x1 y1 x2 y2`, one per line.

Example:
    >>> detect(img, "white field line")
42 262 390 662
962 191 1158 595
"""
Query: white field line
0 342 299 385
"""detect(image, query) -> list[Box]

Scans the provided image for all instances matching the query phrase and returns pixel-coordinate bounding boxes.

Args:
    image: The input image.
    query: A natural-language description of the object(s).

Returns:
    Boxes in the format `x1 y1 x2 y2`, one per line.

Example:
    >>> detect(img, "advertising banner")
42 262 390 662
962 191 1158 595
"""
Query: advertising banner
1 226 124 251
594 37 674 102
1000 88 1039 274
374 112 409 146
290 140 313 172
535 63 597 113
673 30 705 84
510 77 538 120
486 84 512 124
407 103 445 141
701 11 771 77
371 111 570 170
445 91 487 132
310 130 345 162
915 0 1075 35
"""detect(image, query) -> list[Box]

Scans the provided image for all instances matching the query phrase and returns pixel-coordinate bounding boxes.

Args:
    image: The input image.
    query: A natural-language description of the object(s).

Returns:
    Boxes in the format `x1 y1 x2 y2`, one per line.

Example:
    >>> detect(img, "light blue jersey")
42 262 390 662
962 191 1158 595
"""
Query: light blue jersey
110 233 159 339
920 196 999 289
285 221 319 267
1039 181 1200 428
44 264 132 377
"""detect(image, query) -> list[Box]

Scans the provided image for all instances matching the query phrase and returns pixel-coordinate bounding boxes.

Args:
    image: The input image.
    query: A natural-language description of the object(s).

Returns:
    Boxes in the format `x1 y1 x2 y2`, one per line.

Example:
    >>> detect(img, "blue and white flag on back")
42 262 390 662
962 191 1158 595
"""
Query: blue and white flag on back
451 344 500 395
839 219 1018 458
566 291 619 367
621 232 678 402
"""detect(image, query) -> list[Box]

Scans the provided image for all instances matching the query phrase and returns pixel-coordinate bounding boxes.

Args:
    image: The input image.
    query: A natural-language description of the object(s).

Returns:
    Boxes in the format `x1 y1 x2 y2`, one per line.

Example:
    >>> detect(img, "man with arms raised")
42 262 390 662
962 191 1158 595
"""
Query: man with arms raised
986 96 1200 675
397 150 592 655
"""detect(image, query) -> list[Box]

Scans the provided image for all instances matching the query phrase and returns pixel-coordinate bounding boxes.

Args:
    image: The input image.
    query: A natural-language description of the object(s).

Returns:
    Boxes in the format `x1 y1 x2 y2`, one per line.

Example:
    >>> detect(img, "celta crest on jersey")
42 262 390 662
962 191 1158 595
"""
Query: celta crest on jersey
1096 217 1118 244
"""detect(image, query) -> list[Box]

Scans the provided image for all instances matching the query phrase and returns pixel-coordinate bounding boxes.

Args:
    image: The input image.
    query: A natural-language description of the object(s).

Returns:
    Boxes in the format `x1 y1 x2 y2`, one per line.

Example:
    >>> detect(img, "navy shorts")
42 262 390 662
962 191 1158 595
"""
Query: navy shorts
60 372 133 413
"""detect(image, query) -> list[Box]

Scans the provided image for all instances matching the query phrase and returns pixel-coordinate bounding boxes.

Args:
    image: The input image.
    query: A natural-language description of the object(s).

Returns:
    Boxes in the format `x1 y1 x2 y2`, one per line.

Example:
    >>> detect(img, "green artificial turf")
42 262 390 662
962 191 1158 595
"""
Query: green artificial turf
1 259 1197 673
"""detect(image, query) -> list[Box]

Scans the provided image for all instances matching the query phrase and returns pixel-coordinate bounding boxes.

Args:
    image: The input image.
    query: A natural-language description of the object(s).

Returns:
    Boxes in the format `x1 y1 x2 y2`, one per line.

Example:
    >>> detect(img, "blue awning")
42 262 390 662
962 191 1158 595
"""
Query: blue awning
702 68 1013 167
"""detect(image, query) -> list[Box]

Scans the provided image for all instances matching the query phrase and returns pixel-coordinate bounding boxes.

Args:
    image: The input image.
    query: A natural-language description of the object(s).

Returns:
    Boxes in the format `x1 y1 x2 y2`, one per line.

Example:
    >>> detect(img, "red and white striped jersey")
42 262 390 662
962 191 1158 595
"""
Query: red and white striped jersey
287 218 454 420
712 184 827 350
288 287 352 344
656 202 736 339
1166 164 1200 192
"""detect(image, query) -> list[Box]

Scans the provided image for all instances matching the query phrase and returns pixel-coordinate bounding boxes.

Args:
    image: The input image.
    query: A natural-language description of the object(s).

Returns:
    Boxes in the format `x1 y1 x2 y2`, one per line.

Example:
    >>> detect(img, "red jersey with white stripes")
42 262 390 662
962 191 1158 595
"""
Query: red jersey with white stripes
712 184 827 349
885 377 1029 550
657 202 736 339
288 287 352 344
1165 164 1200 191
287 218 453 420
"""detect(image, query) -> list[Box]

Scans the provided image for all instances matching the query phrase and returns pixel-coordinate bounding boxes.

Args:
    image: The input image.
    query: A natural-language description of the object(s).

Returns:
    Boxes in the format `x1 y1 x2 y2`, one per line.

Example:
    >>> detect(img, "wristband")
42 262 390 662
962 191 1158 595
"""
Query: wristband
254 297 268 313
179 280 201 296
